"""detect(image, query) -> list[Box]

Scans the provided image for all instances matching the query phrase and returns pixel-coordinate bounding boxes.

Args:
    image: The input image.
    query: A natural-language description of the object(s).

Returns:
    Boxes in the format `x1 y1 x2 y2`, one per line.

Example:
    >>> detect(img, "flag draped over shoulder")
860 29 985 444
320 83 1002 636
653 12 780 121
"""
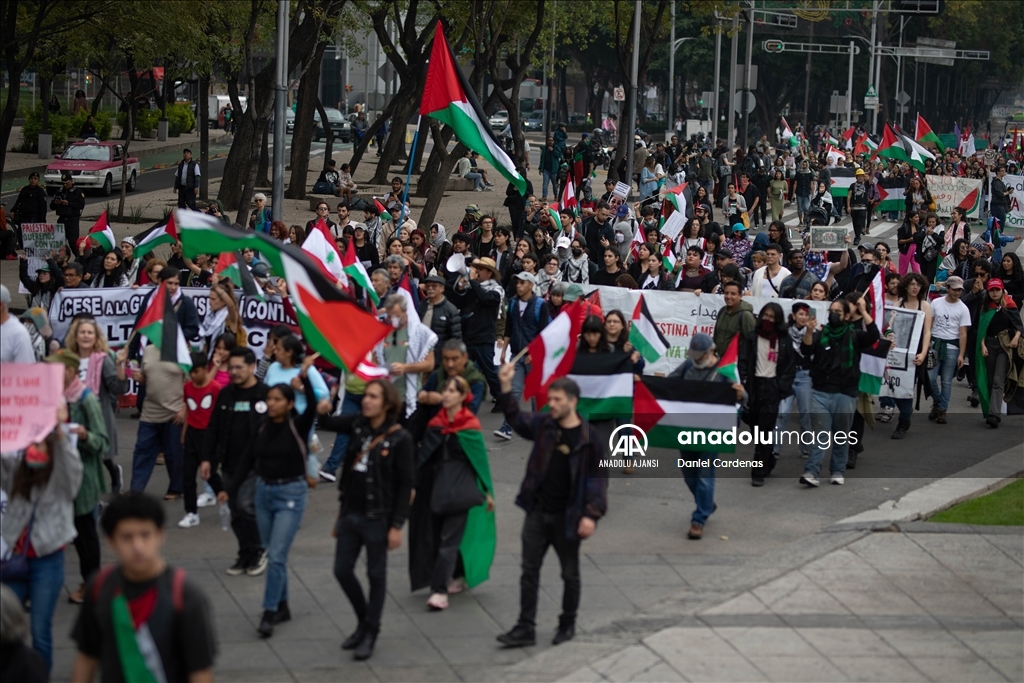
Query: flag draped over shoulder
633 376 738 452
136 281 192 372
421 21 527 194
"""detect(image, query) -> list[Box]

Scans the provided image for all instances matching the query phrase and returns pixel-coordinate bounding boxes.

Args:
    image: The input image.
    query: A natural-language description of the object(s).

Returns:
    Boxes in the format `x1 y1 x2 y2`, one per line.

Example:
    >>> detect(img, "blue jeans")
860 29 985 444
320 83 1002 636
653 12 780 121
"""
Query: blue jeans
796 194 810 217
542 170 556 198
806 391 858 478
3 549 64 671
323 393 364 473
681 458 716 526
255 478 308 611
465 171 485 191
928 343 959 411
130 420 183 494
774 369 812 456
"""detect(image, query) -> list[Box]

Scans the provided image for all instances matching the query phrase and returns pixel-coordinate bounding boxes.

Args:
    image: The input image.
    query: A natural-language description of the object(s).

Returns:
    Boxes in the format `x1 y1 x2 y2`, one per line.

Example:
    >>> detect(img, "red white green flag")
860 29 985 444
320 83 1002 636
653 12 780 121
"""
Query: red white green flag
523 300 587 403
629 295 670 363
421 21 527 195
136 281 192 372
213 251 263 300
560 177 577 215
716 333 740 384
374 198 392 224
88 211 116 252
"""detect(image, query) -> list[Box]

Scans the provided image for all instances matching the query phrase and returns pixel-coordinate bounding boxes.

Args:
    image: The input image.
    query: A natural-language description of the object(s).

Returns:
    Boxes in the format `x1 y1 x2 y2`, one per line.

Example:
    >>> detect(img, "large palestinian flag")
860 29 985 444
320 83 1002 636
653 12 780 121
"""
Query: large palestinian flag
566 352 634 420
176 210 260 258
131 214 179 258
875 177 906 212
136 281 192 372
633 376 739 452
421 21 527 194
828 167 857 199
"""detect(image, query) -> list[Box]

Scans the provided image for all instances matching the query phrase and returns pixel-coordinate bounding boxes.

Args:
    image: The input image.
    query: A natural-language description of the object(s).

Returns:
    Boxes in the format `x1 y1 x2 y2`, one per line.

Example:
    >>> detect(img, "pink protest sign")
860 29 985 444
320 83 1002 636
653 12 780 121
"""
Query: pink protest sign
0 363 65 453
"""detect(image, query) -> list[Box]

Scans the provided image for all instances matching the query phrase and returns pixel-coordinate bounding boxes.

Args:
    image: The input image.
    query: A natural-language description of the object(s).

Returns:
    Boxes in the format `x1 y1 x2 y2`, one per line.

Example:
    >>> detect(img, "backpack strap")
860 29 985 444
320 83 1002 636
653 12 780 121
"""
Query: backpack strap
91 564 117 603
171 567 187 612
532 296 544 324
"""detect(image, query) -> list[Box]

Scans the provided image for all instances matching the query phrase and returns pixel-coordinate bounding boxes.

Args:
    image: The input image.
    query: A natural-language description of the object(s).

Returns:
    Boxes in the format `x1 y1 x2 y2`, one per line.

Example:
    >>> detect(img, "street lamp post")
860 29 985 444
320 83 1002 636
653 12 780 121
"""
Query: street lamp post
669 35 697 139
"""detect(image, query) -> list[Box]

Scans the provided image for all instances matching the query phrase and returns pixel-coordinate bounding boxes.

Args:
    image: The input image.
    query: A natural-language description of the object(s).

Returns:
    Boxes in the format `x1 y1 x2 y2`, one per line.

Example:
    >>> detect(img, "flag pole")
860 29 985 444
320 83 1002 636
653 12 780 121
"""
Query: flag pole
397 114 423 229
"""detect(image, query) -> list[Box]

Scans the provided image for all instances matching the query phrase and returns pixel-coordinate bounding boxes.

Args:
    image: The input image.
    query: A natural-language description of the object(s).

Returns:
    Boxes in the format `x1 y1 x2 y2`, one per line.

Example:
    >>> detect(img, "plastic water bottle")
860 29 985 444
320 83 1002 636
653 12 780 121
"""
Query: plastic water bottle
219 502 231 532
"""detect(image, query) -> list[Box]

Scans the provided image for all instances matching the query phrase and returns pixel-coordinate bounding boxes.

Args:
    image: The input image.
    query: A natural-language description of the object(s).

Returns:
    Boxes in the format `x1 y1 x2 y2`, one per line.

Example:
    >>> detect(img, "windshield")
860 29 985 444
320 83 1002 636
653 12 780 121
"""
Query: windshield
325 109 344 122
62 145 108 161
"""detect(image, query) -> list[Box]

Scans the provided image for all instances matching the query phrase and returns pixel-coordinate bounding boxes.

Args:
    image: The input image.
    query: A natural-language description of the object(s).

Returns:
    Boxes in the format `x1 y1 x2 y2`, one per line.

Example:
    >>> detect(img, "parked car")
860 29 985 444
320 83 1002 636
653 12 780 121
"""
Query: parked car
44 140 140 196
269 109 296 134
489 110 509 131
314 108 352 142
522 111 546 131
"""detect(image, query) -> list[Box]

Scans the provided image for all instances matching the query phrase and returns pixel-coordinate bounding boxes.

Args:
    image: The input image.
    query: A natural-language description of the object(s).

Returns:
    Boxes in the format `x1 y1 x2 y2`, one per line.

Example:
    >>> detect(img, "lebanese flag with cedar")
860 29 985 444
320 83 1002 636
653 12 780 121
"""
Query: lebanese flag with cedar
523 300 587 403
302 218 347 286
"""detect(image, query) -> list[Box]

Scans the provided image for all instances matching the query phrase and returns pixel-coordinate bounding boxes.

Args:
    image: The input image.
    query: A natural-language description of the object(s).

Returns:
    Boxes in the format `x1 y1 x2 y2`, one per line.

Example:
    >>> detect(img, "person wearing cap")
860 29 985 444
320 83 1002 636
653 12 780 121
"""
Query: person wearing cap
962 277 1023 428
0 284 36 363
496 271 550 440
174 148 200 210
448 256 504 401
846 168 871 245
459 204 483 235
18 249 64 310
10 171 48 250
418 275 462 362
668 333 746 539
50 171 86 256
45 349 110 606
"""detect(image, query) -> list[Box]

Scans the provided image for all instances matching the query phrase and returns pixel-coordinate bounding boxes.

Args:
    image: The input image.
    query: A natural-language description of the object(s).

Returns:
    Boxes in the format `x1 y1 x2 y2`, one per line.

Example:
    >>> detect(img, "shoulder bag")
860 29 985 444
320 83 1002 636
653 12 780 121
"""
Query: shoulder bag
430 436 485 516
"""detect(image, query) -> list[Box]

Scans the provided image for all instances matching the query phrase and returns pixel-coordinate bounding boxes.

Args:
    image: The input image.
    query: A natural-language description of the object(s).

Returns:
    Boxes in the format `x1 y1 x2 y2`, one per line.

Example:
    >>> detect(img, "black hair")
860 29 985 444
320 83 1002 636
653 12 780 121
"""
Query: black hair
159 265 181 282
64 261 84 276
549 377 580 401
766 242 783 254
278 335 305 363
268 382 296 405
578 314 608 353
229 346 257 365
494 226 511 238
686 246 705 259
100 492 165 536
212 331 238 354
722 280 743 293
972 259 993 276
190 351 209 369
337 200 349 210
268 324 292 341
365 378 402 423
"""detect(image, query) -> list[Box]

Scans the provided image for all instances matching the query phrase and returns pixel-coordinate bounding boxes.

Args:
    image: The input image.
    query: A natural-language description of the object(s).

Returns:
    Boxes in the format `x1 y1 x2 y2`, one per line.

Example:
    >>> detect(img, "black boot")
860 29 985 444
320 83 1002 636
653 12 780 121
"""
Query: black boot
891 421 909 439
257 610 275 638
341 622 367 650
553 618 575 645
353 628 378 661
274 600 291 624
496 623 536 647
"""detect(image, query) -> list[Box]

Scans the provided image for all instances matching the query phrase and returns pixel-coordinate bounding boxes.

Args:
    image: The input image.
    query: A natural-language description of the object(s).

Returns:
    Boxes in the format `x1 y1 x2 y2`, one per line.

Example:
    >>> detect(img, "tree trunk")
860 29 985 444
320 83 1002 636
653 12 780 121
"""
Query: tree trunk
315 96 336 176
256 125 271 187
154 68 167 119
348 95 399 174
41 78 51 133
559 67 570 124
90 82 109 116
235 117 268 227
415 121 455 198
286 43 326 200
370 94 417 184
0 72 19 167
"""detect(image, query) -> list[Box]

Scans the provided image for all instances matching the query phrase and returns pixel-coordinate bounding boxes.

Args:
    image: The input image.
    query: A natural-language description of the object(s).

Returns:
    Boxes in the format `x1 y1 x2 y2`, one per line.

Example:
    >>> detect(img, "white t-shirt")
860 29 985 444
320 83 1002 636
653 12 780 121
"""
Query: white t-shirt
930 297 971 342
0 316 36 363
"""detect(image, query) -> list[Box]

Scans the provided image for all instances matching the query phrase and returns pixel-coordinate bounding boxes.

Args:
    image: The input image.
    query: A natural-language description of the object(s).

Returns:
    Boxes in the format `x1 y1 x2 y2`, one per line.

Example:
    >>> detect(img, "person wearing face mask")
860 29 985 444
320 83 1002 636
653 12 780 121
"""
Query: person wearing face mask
799 296 878 486
667 334 746 539
374 295 438 422
560 239 590 285
738 303 796 486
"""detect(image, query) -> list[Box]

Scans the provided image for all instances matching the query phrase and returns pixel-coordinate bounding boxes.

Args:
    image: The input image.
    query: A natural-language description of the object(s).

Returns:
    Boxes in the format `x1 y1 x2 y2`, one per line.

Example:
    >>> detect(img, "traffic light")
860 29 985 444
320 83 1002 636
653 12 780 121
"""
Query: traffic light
345 84 353 92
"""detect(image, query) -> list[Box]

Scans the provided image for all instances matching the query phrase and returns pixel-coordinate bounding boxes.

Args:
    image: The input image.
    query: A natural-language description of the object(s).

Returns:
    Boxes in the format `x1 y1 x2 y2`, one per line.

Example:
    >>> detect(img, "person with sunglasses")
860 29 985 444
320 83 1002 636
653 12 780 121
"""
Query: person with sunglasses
305 201 338 236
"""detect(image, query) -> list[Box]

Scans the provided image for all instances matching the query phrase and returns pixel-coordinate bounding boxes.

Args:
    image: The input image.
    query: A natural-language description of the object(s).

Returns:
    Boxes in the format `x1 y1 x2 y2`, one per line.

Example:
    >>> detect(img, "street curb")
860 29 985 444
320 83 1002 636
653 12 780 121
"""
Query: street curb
2 133 230 182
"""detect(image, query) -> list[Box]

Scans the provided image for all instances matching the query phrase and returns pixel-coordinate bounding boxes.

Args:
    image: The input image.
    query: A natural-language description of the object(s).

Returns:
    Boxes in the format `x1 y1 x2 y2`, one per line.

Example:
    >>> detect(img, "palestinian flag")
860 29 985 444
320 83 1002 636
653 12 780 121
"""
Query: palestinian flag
275 238 392 372
661 242 677 273
213 251 263 300
88 211 116 252
825 133 840 147
560 177 577 215
875 177 906 212
716 333 740 384
780 117 794 141
825 145 845 166
136 281 192 372
175 210 261 259
853 133 877 158
829 166 857 199
858 267 886 395
523 300 586 403
343 237 378 306
915 114 945 152
629 295 669 363
374 198 392 224
111 587 169 683
842 126 856 150
633 376 739 452
895 123 936 171
565 352 634 420
580 289 603 320
877 123 910 166
131 214 178 258
421 21 527 194
302 218 348 286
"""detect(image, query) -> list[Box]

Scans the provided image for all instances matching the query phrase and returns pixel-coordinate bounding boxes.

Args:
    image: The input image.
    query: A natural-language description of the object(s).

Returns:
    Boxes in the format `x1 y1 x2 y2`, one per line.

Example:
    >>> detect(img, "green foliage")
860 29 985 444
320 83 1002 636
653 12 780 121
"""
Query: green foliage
21 103 76 151
165 102 196 134
117 108 161 137
929 479 1024 526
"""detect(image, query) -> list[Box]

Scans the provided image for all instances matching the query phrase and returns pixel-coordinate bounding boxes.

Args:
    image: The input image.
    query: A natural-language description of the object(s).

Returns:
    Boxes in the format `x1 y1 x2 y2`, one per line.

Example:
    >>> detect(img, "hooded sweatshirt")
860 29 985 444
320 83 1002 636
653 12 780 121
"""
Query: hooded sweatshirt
713 300 756 356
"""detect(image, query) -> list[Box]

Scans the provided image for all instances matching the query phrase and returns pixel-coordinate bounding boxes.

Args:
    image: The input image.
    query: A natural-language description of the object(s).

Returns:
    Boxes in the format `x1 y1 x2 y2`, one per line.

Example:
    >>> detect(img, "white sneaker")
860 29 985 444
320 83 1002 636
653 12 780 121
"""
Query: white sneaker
196 492 217 508
177 513 201 529
319 469 337 483
799 473 820 487
246 550 269 577
830 474 845 485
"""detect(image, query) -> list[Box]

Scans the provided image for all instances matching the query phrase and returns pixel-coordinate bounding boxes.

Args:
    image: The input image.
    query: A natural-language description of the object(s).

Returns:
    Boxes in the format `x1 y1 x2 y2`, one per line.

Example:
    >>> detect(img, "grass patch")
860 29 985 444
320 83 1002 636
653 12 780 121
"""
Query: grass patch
929 479 1024 526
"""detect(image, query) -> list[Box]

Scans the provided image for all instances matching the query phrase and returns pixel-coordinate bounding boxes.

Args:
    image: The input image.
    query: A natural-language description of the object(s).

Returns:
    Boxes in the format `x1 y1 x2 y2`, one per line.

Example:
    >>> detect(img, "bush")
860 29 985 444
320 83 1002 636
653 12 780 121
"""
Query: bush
68 109 113 140
116 108 161 137
165 102 196 134
21 103 76 151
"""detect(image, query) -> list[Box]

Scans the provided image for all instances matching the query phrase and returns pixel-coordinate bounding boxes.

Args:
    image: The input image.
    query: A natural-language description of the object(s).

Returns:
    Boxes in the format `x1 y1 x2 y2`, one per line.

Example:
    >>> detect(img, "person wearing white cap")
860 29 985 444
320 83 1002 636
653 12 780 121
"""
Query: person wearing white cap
0 285 36 363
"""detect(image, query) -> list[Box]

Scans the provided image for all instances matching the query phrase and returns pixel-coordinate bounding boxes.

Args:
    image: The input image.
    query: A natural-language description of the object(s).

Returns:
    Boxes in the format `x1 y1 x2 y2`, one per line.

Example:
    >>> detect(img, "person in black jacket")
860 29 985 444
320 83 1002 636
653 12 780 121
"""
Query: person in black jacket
316 379 415 662
737 302 796 487
799 296 878 487
50 172 86 256
448 257 503 401
201 347 268 577
418 275 462 365
9 172 47 250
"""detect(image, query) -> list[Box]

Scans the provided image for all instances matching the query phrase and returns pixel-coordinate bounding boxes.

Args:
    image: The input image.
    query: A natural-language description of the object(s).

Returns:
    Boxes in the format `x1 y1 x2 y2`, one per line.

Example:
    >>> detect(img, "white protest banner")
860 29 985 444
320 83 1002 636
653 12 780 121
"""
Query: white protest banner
878 308 925 400
18 223 65 295
925 174 983 218
593 286 830 375
48 287 298 360
1002 174 1024 230
0 362 65 453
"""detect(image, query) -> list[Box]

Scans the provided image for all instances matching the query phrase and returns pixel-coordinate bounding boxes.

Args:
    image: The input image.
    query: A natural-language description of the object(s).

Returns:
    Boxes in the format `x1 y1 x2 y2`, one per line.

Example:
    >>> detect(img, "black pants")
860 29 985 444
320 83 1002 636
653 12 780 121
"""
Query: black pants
333 511 389 632
0 229 17 258
63 217 81 257
851 209 868 244
756 198 767 226
468 343 501 400
751 378 780 479
218 466 261 565
518 510 581 630
183 428 221 514
178 188 197 210
432 512 468 594
73 511 100 584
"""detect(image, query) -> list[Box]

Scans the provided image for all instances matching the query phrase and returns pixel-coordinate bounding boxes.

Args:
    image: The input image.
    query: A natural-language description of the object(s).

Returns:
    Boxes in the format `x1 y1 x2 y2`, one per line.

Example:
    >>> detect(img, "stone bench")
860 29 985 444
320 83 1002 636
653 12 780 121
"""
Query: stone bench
447 177 475 191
